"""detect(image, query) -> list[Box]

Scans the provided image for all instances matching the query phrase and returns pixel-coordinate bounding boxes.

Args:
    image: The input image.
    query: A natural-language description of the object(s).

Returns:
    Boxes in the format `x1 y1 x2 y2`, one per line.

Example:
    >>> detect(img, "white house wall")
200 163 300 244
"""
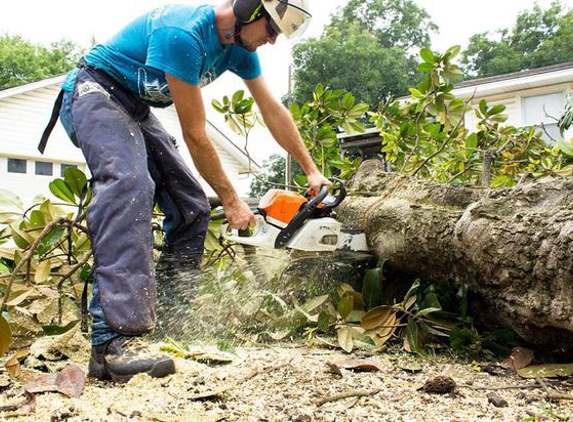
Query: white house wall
0 80 254 205
458 82 573 138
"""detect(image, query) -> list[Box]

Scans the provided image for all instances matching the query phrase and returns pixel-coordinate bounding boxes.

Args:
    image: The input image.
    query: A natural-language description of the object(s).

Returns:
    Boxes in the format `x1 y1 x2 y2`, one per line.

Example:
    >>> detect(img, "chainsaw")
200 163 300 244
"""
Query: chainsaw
219 179 368 253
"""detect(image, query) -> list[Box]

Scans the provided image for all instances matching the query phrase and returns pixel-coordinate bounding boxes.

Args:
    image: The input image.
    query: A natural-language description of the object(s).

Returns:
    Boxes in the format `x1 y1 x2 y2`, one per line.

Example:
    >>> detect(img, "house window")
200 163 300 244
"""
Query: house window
523 92 565 144
7 158 27 174
35 161 53 176
60 164 78 176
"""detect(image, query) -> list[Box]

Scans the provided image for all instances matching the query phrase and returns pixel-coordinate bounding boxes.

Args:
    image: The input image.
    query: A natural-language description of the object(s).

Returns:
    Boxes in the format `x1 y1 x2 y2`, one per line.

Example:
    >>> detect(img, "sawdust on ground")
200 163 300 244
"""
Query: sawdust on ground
1 338 572 422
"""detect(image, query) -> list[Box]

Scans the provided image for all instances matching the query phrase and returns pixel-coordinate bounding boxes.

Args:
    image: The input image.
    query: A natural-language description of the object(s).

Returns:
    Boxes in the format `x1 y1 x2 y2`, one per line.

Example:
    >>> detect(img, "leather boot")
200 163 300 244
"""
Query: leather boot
88 336 176 382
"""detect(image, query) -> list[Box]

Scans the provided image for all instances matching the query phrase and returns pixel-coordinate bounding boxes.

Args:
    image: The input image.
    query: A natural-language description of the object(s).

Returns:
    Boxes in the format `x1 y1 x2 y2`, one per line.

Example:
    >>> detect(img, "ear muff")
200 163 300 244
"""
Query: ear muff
232 0 265 24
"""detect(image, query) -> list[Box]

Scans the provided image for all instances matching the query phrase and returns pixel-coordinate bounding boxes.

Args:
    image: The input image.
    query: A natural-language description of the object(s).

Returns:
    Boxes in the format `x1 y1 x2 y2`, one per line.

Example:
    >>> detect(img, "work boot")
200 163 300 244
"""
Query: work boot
88 336 176 382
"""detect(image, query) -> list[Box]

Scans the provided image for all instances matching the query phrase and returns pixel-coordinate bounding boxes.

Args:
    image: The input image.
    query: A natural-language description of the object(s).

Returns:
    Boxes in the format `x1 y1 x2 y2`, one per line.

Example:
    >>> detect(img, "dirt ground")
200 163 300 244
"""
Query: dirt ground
1 332 572 422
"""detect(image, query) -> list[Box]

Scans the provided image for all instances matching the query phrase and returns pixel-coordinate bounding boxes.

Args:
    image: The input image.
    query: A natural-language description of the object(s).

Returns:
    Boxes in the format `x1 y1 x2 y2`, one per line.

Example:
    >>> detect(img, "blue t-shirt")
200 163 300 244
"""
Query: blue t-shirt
62 4 261 108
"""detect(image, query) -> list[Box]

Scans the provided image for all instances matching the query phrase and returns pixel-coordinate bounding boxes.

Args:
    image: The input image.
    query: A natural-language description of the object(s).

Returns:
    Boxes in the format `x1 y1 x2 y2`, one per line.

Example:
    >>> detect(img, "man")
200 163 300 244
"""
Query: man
49 0 329 382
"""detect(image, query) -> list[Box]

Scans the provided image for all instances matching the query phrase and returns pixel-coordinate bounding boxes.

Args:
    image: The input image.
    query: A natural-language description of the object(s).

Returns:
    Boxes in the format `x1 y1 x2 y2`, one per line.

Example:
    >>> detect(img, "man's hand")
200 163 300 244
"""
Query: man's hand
223 198 256 230
306 171 332 197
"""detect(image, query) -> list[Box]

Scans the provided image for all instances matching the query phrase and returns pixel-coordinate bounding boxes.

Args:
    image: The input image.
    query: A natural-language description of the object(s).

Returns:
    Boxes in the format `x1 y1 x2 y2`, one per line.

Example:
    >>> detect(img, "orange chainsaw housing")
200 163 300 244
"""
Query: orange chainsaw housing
258 189 308 226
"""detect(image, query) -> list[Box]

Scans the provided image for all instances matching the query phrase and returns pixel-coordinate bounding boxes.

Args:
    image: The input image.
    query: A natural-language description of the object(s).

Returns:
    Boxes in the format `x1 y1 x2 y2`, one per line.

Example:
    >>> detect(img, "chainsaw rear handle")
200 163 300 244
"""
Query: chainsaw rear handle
220 215 277 248
210 208 260 222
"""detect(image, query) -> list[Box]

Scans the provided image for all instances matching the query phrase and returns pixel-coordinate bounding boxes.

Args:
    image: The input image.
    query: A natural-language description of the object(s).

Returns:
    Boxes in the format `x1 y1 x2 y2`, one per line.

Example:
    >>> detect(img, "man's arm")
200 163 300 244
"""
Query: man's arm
166 74 255 230
243 75 330 194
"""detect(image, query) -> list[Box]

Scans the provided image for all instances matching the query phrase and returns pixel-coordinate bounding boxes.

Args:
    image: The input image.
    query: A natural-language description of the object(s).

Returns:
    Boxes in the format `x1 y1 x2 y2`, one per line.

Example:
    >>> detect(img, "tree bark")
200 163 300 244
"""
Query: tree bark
339 160 573 350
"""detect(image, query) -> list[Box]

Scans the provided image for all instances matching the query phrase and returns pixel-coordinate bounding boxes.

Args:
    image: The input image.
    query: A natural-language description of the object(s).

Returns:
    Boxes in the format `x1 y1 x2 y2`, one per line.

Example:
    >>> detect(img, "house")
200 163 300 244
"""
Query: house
452 62 573 143
337 63 573 161
0 76 259 205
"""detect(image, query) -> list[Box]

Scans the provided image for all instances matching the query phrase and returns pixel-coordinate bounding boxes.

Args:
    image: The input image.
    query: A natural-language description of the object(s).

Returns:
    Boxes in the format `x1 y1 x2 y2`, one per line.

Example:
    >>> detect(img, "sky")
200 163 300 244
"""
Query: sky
1 0 572 163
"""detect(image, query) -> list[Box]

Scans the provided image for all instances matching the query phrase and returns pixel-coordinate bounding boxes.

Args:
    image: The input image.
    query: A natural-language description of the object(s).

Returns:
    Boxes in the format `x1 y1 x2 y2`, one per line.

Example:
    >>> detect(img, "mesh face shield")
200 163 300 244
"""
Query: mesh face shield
263 0 312 40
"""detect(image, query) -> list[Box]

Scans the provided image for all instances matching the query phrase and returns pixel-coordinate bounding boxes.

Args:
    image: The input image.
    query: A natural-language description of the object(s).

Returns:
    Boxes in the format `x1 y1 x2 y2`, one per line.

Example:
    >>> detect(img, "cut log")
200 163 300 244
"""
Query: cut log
338 160 573 350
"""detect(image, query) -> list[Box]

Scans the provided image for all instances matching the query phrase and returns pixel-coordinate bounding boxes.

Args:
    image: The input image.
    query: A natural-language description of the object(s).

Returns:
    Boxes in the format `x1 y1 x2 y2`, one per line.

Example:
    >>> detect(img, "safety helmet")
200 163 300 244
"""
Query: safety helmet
232 0 312 39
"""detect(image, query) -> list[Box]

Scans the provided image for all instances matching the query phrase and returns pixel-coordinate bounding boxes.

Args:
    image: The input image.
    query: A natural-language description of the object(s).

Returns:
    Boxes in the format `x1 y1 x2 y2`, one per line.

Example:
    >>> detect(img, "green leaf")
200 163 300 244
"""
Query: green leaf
403 280 420 305
42 320 79 336
63 167 88 199
418 63 433 73
29 210 47 228
232 90 245 105
490 114 508 123
488 105 507 116
314 84 324 99
479 99 488 116
0 314 11 358
317 311 331 332
416 307 442 319
341 92 355 110
10 224 31 249
348 103 369 118
558 138 573 156
362 258 385 310
0 259 9 274
420 48 435 64
80 264 92 283
466 133 478 149
337 295 354 320
406 317 425 356
37 227 65 256
211 99 226 113
444 45 461 58
49 179 76 205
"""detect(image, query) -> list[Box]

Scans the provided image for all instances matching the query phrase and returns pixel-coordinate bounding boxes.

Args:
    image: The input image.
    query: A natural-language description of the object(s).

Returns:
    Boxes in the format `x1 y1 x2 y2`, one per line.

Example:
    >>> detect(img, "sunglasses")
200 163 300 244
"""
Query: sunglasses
266 17 281 38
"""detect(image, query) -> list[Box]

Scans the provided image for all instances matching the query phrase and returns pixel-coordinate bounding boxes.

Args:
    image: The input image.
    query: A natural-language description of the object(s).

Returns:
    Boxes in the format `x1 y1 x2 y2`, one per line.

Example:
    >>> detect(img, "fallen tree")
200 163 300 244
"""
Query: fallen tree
338 159 573 350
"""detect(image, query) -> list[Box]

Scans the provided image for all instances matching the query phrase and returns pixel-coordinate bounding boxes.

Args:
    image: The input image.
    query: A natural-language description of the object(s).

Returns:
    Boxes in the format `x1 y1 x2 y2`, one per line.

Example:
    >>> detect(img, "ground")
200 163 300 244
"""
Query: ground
1 335 572 422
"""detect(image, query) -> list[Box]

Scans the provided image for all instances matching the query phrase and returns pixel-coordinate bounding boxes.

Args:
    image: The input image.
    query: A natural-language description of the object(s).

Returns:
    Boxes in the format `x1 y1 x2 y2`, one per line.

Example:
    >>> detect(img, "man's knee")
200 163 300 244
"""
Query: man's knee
103 169 156 202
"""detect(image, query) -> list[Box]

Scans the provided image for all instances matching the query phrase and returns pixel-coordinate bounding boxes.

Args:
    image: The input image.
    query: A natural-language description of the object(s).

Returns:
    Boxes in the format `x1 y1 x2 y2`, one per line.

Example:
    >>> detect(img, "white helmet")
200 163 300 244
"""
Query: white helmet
262 0 312 39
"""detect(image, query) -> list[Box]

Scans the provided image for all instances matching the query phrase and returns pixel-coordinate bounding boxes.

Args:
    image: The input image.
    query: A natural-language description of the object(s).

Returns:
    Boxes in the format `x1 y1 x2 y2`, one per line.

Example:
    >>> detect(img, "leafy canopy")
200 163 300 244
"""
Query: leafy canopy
292 0 437 106
0 34 83 90
462 1 573 78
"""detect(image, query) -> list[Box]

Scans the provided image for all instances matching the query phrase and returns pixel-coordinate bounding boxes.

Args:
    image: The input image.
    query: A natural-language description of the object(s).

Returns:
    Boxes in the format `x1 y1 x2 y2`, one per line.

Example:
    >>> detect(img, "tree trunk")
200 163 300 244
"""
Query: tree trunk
338 160 573 350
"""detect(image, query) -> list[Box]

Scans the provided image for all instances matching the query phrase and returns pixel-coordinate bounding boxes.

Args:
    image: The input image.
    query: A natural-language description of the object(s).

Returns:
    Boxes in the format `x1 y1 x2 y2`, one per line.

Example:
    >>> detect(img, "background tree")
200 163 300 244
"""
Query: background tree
249 154 286 197
292 0 437 106
0 34 83 90
462 1 573 78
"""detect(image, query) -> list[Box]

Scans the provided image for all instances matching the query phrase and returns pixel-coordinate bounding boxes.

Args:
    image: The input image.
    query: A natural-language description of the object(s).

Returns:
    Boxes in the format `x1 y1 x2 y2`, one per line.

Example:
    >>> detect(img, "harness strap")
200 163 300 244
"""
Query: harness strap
80 267 92 333
38 89 65 154
76 178 94 333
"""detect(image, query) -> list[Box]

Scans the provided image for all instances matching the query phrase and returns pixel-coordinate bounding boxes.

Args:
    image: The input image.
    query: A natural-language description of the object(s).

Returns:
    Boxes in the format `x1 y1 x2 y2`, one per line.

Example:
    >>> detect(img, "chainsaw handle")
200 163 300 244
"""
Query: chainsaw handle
307 184 330 208
321 178 346 211
220 215 279 248
211 208 260 222
306 178 346 212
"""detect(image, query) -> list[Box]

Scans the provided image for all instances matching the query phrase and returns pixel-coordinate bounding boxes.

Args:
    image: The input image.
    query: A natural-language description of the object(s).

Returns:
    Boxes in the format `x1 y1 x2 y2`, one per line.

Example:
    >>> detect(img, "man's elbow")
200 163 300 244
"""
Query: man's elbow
183 129 210 147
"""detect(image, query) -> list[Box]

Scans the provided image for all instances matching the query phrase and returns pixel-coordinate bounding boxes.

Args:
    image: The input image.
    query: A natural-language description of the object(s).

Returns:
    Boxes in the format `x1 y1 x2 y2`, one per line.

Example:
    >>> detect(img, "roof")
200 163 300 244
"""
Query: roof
337 127 381 141
455 62 573 89
0 76 261 171
452 62 573 99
